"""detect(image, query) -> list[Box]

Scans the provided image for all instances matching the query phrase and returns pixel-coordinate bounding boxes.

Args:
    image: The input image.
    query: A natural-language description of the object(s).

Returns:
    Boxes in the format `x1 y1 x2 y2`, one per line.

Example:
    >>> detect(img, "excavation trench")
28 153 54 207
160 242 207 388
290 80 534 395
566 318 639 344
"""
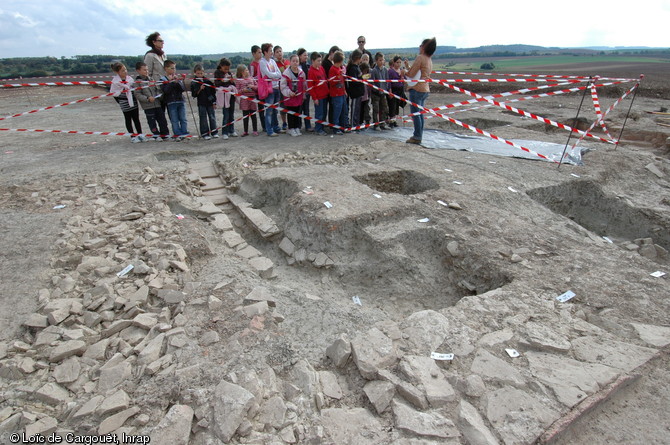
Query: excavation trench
234 170 511 317
528 179 670 253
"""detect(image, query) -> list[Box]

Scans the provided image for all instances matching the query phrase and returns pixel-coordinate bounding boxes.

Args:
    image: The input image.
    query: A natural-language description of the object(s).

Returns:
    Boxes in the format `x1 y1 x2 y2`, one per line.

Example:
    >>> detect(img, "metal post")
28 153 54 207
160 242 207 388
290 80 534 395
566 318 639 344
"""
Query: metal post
558 76 592 169
185 76 200 139
614 74 643 151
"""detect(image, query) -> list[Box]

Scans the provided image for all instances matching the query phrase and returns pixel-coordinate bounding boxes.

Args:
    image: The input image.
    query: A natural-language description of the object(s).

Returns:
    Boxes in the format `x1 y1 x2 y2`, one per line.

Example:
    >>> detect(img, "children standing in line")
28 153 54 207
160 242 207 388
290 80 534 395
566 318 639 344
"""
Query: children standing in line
214 58 238 139
328 51 347 135
388 55 406 128
249 45 266 132
297 48 312 133
280 54 307 137
308 51 329 136
359 62 371 129
371 52 390 131
346 49 364 130
110 62 144 143
191 64 218 140
134 62 170 141
234 64 259 136
160 60 189 141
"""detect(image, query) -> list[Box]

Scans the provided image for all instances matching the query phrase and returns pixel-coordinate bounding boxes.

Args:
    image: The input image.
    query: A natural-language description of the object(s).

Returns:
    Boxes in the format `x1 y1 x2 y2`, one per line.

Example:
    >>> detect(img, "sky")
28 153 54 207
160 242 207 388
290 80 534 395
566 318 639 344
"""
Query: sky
1 0 668 59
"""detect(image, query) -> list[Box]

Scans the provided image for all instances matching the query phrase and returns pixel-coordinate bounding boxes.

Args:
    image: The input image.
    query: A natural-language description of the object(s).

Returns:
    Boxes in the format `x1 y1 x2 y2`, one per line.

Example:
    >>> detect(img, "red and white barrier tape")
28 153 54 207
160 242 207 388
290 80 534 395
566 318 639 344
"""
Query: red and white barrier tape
590 80 614 141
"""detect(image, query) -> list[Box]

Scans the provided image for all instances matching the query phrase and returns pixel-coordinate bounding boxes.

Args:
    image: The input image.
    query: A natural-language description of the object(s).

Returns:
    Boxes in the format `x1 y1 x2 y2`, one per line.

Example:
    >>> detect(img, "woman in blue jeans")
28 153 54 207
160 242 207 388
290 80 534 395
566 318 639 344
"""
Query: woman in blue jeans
404 37 437 145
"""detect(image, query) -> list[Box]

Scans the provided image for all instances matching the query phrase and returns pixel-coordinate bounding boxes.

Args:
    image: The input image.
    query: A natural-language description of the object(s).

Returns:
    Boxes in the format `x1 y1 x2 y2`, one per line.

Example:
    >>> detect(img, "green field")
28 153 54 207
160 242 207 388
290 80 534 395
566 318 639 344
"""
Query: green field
435 55 670 72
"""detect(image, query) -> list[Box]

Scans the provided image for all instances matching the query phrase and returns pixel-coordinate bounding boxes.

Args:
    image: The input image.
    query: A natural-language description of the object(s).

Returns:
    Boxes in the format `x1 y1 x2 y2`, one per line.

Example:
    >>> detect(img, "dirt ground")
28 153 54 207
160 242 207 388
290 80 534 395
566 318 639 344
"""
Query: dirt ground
1 70 669 444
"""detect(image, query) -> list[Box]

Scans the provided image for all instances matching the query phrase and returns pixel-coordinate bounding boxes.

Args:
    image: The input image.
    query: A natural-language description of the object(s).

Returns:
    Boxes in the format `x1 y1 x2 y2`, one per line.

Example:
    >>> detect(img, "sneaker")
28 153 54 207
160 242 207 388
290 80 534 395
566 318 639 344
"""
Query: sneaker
204 136 211 140
405 137 421 145
268 132 279 137
212 134 220 138
290 128 299 137
173 136 181 142
230 132 239 137
316 130 328 136
137 134 147 142
335 130 344 135
252 131 259 136
241 132 249 137
296 129 303 136
162 137 171 141
222 134 229 140
282 123 287 131
152 136 162 142
306 128 315 133
131 136 140 143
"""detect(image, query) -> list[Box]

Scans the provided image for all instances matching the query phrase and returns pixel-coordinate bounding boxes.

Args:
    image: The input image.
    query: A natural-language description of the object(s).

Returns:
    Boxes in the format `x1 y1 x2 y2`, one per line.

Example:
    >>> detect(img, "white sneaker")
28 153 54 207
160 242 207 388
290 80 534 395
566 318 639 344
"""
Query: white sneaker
131 136 140 143
230 132 239 137
290 128 299 137
204 136 211 140
212 134 220 138
137 134 146 142
296 129 303 136
222 134 229 140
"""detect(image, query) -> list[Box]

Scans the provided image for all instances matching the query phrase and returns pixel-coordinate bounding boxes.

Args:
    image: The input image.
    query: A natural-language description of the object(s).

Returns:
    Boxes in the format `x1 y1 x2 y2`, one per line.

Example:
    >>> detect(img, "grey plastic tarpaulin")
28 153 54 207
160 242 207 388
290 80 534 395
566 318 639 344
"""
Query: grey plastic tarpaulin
373 127 584 165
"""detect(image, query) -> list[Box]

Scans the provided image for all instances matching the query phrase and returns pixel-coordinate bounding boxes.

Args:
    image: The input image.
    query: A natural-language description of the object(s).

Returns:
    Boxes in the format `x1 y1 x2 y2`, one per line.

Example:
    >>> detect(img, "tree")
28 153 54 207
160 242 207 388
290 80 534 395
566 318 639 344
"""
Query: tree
480 62 495 70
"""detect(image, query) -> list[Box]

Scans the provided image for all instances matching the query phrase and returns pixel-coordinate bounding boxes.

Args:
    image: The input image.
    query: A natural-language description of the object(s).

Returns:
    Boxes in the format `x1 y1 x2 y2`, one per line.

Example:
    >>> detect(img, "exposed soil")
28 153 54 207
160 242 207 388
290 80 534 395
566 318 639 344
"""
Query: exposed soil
1 67 669 444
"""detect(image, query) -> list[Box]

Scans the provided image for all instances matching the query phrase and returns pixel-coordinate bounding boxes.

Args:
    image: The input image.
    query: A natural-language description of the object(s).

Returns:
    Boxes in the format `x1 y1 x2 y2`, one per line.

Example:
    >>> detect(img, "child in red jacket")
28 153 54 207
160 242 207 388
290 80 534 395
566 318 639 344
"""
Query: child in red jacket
328 51 347 135
308 52 329 135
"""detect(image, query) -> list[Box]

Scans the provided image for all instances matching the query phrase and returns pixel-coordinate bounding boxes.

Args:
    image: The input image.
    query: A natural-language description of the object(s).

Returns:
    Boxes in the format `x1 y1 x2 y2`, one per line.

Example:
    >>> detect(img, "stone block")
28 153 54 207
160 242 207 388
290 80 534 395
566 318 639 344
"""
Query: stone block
319 370 343 400
35 382 71 405
212 380 255 443
150 404 194 445
53 357 81 384
211 213 233 231
351 327 399 379
97 390 130 416
49 340 87 363
326 334 351 368
399 355 456 407
98 406 140 435
278 237 295 256
243 287 277 307
458 400 499 445
363 380 395 414
248 257 274 279
392 399 460 439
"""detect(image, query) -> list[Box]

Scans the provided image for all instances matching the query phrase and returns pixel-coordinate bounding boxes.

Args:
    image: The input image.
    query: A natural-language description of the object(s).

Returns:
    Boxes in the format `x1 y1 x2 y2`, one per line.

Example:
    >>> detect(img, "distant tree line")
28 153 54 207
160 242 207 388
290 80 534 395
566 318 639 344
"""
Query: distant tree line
1 47 667 79
0 54 251 79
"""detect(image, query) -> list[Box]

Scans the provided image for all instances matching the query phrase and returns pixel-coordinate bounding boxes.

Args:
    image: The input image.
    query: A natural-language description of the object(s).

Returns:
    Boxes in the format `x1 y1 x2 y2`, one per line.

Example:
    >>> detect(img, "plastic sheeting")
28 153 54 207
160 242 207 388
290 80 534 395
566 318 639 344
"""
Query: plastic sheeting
372 126 584 165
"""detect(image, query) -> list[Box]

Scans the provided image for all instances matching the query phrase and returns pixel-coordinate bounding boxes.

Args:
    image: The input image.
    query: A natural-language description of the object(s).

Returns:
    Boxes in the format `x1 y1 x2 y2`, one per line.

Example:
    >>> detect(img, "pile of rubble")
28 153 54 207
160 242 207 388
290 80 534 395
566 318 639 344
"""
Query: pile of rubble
2 158 669 445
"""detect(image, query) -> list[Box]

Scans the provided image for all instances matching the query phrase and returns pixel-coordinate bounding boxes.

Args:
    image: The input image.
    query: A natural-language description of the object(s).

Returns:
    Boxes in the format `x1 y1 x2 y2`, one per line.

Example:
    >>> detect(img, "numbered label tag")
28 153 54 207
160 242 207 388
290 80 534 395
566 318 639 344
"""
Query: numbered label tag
116 264 134 278
431 352 454 361
352 296 362 306
556 290 576 303
324 201 333 209
651 271 666 278
505 348 520 358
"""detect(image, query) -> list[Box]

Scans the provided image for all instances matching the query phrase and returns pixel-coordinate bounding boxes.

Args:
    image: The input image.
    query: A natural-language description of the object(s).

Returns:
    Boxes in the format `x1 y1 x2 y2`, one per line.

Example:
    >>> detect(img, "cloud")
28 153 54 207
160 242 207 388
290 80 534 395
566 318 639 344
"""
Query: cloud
383 0 432 5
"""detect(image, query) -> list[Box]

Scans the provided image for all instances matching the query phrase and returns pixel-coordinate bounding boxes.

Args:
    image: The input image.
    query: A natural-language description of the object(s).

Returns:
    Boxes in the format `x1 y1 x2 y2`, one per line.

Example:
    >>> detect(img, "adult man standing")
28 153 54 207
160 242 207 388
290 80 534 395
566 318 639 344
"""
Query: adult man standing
357 36 373 61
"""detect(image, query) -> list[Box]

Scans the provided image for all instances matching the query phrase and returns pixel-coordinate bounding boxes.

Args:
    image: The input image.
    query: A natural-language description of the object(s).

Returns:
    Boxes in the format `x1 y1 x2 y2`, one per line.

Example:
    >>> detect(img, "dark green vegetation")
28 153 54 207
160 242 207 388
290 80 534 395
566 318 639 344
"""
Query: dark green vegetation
1 45 668 79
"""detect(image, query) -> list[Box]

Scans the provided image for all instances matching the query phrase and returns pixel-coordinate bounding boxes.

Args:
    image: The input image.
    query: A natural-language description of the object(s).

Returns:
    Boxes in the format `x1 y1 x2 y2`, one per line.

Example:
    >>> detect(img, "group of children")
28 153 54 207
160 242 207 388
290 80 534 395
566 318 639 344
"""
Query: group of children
109 45 409 142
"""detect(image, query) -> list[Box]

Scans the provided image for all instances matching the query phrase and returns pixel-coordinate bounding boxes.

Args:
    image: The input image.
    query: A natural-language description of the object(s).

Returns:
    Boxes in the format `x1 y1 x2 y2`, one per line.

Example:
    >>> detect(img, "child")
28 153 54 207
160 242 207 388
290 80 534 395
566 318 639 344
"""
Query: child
249 45 266 132
259 42 282 137
359 62 371 129
388 55 406 128
371 52 390 131
110 62 144 143
214 58 238 139
134 62 169 141
160 60 189 141
328 51 347 135
346 49 364 130
274 45 290 132
280 54 307 136
297 48 312 133
234 64 259 136
308 51 329 136
190 64 218 140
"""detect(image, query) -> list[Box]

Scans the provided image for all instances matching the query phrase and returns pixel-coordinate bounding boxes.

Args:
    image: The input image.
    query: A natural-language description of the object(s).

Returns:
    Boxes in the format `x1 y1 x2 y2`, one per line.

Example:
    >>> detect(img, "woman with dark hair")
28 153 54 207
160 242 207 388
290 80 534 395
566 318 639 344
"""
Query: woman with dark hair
405 37 436 145
144 32 167 81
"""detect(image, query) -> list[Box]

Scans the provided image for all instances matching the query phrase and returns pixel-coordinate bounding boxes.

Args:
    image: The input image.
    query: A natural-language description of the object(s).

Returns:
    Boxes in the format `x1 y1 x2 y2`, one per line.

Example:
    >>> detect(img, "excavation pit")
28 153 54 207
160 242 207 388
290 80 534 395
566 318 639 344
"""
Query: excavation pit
233 170 511 317
528 180 670 252
352 170 439 195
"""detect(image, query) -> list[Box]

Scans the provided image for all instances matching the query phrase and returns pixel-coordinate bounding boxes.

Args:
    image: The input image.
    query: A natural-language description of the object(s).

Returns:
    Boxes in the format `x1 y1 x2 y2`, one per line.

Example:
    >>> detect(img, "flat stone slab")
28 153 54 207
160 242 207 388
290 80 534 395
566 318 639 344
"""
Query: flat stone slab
320 408 385 444
392 399 460 439
571 336 658 372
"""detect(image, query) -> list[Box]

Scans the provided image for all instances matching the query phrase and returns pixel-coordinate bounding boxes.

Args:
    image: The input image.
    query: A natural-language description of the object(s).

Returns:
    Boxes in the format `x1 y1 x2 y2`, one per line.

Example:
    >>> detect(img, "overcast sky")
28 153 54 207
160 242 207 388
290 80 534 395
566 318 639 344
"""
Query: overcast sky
2 0 668 59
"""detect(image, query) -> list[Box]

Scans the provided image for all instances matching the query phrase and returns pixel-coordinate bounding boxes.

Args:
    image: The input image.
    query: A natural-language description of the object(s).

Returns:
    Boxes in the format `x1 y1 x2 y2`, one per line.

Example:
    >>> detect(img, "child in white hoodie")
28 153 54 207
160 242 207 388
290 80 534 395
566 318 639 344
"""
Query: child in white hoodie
110 62 144 143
